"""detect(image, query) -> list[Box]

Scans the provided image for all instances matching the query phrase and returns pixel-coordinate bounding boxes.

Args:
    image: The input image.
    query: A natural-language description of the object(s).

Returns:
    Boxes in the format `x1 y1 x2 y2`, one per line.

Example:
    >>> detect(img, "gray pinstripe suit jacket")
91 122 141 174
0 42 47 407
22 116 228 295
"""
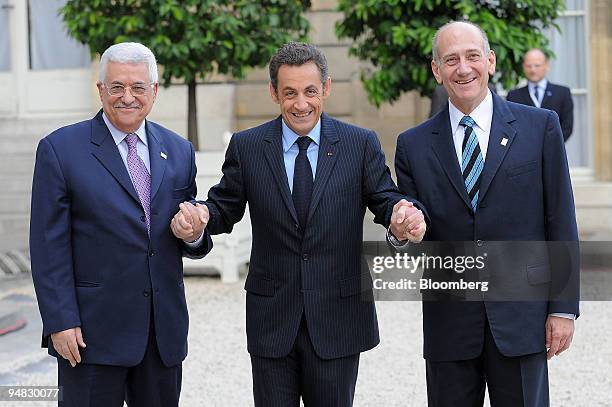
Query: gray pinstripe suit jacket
204 113 410 359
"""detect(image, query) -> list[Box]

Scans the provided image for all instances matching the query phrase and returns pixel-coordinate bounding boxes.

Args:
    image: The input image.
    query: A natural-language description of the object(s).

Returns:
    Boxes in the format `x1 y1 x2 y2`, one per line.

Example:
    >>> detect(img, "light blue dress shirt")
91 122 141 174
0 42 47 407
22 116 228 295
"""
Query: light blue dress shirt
282 118 320 192
102 112 150 175
528 78 548 108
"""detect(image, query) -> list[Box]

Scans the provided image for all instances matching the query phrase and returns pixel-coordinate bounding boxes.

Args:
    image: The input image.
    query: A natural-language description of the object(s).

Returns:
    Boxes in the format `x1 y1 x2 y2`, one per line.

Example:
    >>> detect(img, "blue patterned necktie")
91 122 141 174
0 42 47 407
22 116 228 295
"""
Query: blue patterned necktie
460 116 484 212
534 86 541 106
292 136 313 229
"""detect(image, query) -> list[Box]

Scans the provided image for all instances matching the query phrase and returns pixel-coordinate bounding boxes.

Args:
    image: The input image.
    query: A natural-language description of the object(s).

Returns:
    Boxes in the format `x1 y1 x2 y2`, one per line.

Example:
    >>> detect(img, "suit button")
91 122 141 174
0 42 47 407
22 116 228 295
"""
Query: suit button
149 250 156 257
302 254 309 261
476 240 484 247
140 215 146 222
143 290 150 297
294 223 300 230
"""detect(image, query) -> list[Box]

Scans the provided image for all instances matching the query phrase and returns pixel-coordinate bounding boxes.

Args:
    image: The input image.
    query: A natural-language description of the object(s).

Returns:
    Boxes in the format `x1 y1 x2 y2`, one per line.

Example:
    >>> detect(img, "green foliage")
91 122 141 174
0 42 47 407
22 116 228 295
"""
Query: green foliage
336 0 564 106
61 0 311 86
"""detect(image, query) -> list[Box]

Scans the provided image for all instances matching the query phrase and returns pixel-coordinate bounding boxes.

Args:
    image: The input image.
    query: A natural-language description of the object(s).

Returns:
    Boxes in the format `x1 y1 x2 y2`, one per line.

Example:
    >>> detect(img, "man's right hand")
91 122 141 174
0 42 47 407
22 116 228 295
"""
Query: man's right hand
51 327 86 368
171 202 209 242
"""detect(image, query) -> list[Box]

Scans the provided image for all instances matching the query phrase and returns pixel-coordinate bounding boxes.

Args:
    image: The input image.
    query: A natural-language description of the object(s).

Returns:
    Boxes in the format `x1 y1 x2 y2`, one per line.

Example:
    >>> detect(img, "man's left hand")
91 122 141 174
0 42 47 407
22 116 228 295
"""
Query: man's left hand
545 315 575 360
170 202 209 242
390 199 426 243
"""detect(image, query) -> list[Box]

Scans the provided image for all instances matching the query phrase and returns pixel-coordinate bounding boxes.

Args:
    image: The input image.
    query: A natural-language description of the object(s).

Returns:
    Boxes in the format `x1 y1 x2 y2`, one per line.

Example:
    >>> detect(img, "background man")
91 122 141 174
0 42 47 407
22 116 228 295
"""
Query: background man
507 48 574 142
172 42 426 406
30 42 212 407
394 22 579 406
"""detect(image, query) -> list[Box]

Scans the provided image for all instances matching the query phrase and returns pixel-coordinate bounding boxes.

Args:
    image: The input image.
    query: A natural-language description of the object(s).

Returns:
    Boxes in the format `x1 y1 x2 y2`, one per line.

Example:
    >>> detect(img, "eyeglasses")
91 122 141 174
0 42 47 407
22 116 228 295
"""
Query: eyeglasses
103 82 155 97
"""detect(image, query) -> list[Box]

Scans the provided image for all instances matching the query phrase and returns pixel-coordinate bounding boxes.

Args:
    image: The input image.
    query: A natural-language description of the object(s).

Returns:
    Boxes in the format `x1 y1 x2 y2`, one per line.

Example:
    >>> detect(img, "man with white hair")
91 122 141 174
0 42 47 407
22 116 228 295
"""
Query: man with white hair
30 42 212 406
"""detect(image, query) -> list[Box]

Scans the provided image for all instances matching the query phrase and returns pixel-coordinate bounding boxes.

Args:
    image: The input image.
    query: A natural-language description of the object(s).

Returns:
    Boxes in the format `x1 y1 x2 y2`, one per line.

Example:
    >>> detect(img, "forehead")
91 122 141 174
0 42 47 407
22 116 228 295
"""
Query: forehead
524 51 547 64
438 24 485 56
105 62 149 82
276 62 322 88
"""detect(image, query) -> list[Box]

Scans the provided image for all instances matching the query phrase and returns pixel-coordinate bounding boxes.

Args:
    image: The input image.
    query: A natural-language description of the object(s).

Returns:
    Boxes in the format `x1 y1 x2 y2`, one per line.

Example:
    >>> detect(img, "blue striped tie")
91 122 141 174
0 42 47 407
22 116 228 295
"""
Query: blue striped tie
460 116 484 212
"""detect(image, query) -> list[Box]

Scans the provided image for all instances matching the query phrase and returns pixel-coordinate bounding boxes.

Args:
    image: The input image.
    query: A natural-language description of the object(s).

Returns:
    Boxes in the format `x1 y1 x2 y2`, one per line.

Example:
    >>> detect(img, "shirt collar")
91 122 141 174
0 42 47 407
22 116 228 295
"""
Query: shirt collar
102 112 148 147
448 89 493 135
529 78 548 91
281 117 321 153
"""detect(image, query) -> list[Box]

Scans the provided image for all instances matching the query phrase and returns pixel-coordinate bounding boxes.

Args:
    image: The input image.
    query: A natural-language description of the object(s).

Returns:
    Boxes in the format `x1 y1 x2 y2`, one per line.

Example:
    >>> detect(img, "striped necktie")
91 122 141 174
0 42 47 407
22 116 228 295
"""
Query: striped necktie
460 116 484 212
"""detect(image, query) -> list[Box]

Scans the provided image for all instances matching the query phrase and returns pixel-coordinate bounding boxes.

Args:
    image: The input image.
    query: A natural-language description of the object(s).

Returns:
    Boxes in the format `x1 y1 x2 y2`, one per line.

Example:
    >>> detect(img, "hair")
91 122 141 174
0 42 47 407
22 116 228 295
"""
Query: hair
432 20 491 64
269 42 329 91
99 42 158 83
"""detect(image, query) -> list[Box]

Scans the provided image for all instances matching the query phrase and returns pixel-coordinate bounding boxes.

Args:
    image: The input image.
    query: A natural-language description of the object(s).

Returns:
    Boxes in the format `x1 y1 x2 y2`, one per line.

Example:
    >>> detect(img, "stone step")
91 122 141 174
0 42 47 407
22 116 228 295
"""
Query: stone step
0 194 31 214
0 176 32 193
0 154 35 175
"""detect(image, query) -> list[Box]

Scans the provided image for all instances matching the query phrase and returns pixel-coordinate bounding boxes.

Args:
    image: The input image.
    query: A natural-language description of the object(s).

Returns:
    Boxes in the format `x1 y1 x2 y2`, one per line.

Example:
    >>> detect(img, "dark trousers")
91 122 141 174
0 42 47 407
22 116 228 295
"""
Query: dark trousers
250 316 360 407
426 320 549 407
57 319 182 407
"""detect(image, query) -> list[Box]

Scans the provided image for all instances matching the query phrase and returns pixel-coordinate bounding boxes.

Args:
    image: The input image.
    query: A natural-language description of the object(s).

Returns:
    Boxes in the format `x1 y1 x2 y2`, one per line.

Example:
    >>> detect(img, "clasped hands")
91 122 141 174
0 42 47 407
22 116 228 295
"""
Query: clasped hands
389 199 426 243
170 202 209 243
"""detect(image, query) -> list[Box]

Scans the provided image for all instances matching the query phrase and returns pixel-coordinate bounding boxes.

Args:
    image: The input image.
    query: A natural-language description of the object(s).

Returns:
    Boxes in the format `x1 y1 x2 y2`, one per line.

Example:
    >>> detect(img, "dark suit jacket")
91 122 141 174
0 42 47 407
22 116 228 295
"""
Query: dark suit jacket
204 113 412 359
395 94 579 361
30 110 212 367
507 82 573 141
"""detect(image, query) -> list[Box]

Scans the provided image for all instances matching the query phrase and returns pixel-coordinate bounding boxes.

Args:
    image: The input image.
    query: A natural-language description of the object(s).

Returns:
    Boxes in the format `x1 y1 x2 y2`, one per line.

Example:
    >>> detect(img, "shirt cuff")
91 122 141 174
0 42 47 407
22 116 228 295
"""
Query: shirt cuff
184 230 205 247
386 226 409 248
549 313 576 320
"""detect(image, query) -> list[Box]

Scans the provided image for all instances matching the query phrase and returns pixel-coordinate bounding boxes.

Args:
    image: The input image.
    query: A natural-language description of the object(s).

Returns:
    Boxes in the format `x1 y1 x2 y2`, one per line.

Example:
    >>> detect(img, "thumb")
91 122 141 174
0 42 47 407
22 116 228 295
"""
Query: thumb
396 205 408 223
75 327 86 348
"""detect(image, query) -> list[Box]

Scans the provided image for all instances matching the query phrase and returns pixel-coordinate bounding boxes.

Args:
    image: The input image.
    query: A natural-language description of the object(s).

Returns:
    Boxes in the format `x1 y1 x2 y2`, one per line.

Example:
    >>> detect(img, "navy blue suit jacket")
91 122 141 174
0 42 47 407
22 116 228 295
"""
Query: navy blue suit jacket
507 82 574 142
204 113 413 359
395 94 579 361
30 110 212 367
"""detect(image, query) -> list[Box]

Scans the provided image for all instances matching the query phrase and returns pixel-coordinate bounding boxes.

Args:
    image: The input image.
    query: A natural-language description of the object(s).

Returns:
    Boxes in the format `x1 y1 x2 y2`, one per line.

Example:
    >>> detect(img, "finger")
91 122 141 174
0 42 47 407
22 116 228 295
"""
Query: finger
545 320 552 349
558 333 573 355
76 327 86 348
556 335 568 356
61 344 77 367
547 332 561 360
396 205 409 224
179 203 194 225
176 213 193 231
67 337 82 364
195 203 209 224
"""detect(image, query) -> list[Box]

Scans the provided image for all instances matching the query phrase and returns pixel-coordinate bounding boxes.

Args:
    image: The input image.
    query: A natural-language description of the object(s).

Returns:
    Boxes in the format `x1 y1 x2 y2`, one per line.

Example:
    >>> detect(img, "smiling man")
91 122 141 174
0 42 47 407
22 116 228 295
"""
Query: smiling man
30 42 212 407
393 22 579 406
171 42 426 406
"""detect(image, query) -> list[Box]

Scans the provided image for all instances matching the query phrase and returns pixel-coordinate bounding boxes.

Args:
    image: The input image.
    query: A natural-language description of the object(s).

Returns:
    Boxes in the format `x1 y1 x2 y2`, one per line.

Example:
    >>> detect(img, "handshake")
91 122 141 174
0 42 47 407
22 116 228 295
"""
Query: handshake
170 202 210 243
389 199 427 243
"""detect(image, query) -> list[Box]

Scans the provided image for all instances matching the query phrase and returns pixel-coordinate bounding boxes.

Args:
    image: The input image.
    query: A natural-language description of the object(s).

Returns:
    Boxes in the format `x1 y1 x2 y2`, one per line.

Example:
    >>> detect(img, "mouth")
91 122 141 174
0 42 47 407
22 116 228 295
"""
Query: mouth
114 105 141 110
291 111 313 119
455 78 476 85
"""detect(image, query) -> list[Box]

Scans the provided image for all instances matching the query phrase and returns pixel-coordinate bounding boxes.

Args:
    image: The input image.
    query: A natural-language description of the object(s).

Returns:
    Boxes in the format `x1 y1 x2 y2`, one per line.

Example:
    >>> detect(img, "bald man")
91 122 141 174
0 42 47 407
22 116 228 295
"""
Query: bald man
507 48 574 142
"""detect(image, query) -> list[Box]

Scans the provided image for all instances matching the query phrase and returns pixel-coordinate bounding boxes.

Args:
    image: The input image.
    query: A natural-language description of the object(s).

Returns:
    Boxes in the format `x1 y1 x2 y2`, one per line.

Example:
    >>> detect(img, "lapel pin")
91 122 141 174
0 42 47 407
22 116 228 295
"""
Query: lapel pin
327 152 333 156
160 152 167 159
501 138 508 147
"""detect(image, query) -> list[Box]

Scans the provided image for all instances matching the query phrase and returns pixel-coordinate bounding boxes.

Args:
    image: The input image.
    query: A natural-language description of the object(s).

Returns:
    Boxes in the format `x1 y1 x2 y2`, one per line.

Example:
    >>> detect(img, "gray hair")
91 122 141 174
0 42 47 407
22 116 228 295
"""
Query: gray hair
269 42 329 91
99 42 158 83
432 21 491 65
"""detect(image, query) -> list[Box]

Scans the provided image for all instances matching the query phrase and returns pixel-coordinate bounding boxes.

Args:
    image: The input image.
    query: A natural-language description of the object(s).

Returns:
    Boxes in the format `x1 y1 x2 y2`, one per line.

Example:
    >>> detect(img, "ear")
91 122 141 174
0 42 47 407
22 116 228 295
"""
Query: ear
152 82 159 100
487 50 496 76
431 60 443 84
322 76 332 98
96 81 104 102
269 82 280 104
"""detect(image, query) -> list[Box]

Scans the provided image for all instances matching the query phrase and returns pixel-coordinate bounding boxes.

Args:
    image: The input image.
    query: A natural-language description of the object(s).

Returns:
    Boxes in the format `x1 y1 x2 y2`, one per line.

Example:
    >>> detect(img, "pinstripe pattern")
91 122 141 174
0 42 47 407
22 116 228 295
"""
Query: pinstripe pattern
205 113 405 361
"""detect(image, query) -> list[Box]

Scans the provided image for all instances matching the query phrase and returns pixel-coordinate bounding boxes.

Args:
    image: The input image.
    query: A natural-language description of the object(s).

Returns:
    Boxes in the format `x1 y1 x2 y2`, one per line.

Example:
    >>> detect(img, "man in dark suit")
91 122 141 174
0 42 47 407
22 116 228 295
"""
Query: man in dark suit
30 42 212 407
394 22 579 406
507 48 574 142
171 42 426 406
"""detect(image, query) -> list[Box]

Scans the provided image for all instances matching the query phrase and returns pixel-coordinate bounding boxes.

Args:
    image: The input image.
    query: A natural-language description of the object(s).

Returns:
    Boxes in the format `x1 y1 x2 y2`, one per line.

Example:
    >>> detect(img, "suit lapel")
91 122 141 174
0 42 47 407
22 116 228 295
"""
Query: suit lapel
430 108 472 211
263 117 299 225
90 111 141 204
540 82 553 109
145 122 167 202
521 86 536 107
477 94 517 204
307 113 339 223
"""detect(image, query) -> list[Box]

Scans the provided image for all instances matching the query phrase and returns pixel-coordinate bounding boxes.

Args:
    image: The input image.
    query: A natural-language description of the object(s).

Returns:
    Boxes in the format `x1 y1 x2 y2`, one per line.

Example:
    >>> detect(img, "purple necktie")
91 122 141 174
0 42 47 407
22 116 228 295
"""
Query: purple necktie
125 133 151 233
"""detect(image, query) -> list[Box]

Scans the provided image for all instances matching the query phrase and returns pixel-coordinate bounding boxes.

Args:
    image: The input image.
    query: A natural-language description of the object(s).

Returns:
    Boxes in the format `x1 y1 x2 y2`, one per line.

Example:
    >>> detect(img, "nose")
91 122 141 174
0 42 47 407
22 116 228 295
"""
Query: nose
456 58 471 75
121 88 136 104
294 94 308 111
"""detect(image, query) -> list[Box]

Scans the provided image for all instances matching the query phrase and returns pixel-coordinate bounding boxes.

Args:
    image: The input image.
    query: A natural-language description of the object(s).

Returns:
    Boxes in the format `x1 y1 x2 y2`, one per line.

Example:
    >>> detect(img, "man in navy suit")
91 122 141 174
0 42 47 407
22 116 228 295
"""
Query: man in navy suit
507 48 574 142
30 42 212 407
394 22 579 406
172 42 427 406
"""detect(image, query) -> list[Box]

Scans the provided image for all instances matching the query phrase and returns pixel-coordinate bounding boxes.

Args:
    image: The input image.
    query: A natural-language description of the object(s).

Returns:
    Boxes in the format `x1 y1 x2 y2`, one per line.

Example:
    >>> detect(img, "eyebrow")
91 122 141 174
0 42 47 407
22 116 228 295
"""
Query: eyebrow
109 80 147 85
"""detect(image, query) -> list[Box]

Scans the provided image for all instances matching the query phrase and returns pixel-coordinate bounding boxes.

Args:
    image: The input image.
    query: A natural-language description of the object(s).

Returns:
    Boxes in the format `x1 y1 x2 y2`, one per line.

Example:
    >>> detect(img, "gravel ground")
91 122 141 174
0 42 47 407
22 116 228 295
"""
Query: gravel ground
1 274 610 406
